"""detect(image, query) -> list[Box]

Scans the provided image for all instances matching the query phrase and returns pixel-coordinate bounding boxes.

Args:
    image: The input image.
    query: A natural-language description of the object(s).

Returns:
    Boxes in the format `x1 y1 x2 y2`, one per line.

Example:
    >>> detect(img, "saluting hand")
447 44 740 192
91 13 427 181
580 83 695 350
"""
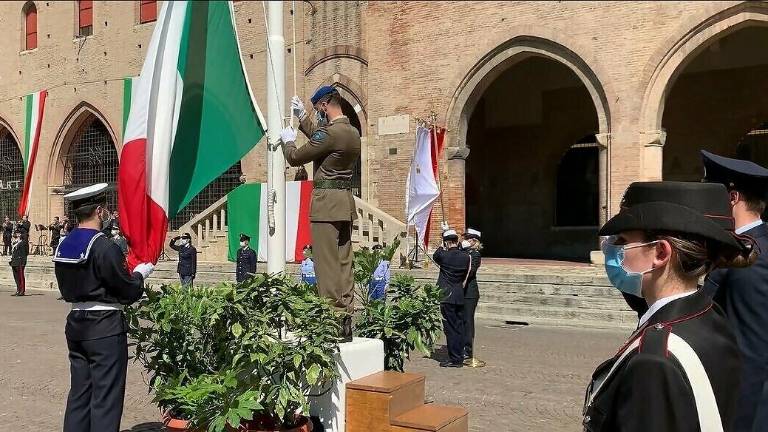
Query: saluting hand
291 96 307 121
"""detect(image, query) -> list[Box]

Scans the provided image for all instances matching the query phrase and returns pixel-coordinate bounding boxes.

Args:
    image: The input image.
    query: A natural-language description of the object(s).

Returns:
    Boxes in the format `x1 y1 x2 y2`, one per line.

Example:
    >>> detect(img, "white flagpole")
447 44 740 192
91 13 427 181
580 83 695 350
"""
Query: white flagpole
266 1 286 274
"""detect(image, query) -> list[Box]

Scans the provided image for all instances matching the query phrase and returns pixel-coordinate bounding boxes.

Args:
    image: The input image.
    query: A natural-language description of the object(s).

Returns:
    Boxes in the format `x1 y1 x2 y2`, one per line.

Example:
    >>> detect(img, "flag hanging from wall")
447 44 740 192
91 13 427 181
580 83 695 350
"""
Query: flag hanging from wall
119 0 266 268
405 126 444 248
17 90 47 217
226 181 313 263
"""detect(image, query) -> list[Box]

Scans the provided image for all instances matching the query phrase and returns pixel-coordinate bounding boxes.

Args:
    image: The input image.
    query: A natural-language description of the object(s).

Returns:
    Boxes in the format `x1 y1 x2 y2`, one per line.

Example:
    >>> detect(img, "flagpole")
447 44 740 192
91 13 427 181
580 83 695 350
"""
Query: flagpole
266 1 286 274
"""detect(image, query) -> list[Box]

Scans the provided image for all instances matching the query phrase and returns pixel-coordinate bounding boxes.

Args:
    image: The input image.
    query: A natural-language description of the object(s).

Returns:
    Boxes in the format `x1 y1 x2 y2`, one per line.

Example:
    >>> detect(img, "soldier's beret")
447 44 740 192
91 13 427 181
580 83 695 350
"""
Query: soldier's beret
311 85 337 105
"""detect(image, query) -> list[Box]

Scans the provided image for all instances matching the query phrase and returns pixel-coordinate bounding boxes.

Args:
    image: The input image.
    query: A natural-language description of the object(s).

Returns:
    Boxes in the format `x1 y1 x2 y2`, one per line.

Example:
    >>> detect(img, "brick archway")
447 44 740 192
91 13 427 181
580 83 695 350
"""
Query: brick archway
637 2 768 180
445 35 611 237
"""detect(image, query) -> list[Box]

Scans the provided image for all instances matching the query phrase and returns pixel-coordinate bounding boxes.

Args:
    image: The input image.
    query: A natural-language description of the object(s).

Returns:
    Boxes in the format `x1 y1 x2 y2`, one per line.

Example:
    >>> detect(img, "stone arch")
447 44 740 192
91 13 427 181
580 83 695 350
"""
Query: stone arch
445 35 612 233
0 117 23 152
48 102 119 189
637 3 768 180
0 118 24 219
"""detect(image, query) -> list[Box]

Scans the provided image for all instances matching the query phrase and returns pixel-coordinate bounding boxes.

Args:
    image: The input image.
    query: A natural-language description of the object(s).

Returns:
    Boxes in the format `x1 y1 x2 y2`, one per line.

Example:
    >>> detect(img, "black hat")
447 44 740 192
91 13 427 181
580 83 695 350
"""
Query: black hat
240 233 250 242
64 183 109 210
600 181 743 252
701 150 768 199
463 228 481 240
372 244 383 251
181 232 192 240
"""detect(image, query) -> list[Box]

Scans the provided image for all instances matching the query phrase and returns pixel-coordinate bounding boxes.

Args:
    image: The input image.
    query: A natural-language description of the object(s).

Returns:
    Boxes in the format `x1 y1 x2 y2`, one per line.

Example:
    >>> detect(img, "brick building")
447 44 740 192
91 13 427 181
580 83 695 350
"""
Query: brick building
1 1 767 261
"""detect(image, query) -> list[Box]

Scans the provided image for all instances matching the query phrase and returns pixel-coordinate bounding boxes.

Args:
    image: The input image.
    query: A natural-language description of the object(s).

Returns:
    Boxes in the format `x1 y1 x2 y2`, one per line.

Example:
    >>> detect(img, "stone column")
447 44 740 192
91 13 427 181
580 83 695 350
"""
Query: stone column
640 130 667 181
595 133 610 225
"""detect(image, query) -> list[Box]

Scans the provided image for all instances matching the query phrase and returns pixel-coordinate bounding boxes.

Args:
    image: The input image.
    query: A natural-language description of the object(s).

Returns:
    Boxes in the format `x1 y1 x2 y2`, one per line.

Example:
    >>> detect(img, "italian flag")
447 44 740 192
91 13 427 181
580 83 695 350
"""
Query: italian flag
119 1 266 267
227 181 313 263
17 90 47 217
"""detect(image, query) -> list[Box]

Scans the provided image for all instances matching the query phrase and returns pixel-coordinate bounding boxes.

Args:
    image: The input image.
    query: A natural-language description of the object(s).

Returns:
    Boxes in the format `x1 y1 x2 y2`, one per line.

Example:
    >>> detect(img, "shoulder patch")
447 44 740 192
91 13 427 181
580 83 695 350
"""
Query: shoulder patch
311 130 328 143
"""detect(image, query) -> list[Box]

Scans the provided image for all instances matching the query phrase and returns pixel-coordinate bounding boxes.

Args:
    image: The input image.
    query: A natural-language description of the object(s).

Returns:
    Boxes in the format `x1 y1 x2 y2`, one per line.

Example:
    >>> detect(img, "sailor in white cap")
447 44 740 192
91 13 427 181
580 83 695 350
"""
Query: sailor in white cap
54 183 155 432
433 228 472 368
461 228 482 363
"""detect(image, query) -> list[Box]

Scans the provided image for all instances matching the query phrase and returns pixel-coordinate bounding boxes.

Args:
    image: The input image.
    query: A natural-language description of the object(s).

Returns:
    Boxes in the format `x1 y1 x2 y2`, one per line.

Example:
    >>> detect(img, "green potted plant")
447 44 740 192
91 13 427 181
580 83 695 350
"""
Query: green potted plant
126 274 341 432
353 240 443 372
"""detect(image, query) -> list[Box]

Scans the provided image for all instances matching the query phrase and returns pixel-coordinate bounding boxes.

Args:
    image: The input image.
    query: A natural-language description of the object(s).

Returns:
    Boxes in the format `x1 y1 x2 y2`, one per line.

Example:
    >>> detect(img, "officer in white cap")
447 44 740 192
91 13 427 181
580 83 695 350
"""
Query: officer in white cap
433 228 472 368
54 183 154 432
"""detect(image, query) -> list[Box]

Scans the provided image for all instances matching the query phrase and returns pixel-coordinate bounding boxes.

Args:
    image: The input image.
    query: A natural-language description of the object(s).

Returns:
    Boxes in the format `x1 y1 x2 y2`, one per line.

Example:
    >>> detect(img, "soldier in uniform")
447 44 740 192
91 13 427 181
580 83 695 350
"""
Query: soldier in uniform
169 232 197 287
236 233 257 283
433 229 472 368
699 150 768 432
54 183 154 432
2 216 12 255
461 228 482 361
49 216 62 254
584 181 753 431
280 85 361 341
9 228 28 296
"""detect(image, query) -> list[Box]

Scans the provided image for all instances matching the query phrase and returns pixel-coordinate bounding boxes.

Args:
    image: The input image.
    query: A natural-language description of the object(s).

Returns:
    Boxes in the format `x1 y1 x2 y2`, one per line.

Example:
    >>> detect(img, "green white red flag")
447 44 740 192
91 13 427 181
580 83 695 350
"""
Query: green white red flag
18 90 47 217
119 0 266 267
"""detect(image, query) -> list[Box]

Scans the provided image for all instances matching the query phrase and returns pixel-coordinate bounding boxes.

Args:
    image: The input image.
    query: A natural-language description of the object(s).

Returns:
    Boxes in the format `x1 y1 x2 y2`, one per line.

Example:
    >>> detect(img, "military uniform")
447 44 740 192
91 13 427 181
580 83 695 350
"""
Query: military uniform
54 183 151 432
699 150 768 431
282 92 360 314
433 230 472 367
49 220 62 251
462 229 482 359
169 234 197 286
236 234 257 283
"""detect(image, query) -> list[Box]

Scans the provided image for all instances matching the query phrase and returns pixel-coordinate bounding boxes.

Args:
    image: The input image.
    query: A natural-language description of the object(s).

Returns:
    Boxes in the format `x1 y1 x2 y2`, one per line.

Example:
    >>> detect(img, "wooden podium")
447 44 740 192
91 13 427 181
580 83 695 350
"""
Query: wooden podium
346 371 468 432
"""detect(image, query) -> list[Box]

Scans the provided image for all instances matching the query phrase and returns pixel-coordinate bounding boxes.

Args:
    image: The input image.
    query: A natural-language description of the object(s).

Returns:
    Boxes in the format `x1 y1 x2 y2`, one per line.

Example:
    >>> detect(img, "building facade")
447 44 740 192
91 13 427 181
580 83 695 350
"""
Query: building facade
1 1 767 261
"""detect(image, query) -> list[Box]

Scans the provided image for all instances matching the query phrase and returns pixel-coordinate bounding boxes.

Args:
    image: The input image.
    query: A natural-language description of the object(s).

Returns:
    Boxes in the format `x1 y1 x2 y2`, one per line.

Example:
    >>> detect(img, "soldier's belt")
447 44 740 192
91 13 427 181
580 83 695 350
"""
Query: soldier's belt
313 179 352 190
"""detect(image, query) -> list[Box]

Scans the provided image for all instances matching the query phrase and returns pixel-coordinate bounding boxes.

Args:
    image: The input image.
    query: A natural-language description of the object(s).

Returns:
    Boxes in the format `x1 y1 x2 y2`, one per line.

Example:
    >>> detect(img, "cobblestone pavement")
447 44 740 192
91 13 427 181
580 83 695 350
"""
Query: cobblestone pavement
0 288 627 431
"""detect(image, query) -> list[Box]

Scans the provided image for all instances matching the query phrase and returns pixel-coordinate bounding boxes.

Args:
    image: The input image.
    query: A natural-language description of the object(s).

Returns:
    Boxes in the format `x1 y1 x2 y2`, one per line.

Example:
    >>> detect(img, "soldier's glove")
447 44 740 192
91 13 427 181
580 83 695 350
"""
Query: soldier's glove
280 126 298 145
133 262 155 279
440 221 449 231
291 96 307 121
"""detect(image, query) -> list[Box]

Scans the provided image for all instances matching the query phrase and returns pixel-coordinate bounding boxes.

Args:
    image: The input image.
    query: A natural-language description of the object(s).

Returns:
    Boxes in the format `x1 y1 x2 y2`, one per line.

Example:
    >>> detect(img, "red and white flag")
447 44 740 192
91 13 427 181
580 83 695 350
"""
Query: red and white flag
405 126 445 248
17 90 47 217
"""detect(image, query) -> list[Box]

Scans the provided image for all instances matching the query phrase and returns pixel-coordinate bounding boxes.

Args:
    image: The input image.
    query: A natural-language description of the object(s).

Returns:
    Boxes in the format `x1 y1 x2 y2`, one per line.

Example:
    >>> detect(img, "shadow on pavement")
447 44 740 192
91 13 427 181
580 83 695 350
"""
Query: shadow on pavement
122 422 164 432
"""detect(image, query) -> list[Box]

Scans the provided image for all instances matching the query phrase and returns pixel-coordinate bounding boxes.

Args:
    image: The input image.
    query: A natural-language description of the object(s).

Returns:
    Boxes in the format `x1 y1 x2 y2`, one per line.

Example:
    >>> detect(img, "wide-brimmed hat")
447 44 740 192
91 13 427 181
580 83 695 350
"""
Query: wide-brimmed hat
600 181 745 253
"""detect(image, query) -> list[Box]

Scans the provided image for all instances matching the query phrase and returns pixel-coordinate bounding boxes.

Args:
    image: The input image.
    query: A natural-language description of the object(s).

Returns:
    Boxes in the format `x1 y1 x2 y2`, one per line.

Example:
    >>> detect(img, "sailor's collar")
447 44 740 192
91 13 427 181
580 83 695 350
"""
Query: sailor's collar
53 228 104 264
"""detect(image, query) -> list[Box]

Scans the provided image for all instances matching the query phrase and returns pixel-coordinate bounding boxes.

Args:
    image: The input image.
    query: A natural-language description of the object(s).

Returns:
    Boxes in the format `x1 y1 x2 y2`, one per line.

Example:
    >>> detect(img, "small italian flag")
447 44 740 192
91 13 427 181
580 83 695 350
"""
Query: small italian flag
119 1 266 267
18 90 47 217
227 181 313 263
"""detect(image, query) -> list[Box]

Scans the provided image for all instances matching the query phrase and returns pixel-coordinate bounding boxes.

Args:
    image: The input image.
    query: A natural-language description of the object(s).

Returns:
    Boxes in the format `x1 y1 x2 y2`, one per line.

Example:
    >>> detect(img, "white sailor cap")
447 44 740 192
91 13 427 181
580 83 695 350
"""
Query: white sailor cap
463 228 481 240
442 229 458 241
64 183 109 209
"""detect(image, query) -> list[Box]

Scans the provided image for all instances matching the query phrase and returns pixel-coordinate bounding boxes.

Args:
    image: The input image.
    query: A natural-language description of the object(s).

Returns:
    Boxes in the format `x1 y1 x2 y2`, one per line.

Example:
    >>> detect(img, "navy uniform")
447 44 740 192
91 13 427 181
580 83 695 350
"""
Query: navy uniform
169 232 197 287
699 150 768 432
281 85 361 341
462 228 482 360
433 229 472 368
585 181 749 432
54 183 154 432
236 233 257 283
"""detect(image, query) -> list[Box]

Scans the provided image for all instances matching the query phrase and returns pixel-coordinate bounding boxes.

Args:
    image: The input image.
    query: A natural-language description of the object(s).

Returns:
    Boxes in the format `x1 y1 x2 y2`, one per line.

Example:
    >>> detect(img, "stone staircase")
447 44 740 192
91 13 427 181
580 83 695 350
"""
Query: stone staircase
178 192 408 262
2 256 636 329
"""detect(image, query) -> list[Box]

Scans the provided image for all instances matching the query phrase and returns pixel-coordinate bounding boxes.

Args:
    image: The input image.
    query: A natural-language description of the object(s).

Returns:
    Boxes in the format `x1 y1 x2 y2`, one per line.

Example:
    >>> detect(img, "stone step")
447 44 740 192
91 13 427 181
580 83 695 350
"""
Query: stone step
475 302 637 329
480 292 627 311
479 283 616 298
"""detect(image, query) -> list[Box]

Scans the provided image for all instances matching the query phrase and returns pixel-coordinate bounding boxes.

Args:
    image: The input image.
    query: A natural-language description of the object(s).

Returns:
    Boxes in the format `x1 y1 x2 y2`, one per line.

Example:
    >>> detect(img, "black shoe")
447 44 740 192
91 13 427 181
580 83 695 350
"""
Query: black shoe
439 361 463 368
11 292 18 297
340 316 353 343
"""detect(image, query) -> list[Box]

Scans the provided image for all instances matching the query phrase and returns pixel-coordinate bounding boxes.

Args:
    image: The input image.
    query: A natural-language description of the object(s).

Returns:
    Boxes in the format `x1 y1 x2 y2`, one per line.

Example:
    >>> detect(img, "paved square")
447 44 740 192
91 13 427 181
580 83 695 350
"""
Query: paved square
0 288 627 431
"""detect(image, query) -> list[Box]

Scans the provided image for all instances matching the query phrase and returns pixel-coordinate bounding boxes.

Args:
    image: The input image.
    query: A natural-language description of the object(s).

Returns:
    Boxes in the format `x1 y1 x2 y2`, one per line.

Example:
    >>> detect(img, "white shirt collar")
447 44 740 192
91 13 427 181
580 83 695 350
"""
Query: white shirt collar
638 290 697 328
736 219 763 235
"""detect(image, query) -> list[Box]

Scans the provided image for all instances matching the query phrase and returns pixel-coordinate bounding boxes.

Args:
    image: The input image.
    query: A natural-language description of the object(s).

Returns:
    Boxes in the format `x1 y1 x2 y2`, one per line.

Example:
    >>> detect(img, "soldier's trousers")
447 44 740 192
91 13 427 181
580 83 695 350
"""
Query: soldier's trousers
463 297 478 357
311 221 354 313
441 303 465 364
63 333 128 432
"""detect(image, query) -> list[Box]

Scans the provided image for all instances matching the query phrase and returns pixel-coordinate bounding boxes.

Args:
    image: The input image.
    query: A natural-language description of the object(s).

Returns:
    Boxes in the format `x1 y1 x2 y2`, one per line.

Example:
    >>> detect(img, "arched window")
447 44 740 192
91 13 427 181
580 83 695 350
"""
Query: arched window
78 0 93 37
0 131 24 218
23 2 37 51
139 0 157 24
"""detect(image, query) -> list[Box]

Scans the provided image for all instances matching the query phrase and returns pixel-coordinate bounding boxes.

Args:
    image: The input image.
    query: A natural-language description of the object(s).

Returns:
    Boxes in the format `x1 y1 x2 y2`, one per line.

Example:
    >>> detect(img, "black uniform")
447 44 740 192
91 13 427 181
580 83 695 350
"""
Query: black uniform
583 290 741 432
49 221 62 250
19 219 30 237
54 228 145 432
703 222 768 431
463 248 481 358
10 237 29 295
236 246 257 283
169 237 197 285
433 246 471 365
2 220 13 255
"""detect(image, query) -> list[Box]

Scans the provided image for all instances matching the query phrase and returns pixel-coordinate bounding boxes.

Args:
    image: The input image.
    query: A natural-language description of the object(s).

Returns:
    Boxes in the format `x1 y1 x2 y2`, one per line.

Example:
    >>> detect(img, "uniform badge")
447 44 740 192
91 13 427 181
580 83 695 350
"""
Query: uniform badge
311 130 328 143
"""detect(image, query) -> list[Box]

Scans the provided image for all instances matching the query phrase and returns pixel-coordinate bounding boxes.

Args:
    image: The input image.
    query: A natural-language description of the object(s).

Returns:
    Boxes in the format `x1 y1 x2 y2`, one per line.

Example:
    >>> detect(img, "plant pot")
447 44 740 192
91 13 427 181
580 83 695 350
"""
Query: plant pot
229 415 313 432
162 413 200 432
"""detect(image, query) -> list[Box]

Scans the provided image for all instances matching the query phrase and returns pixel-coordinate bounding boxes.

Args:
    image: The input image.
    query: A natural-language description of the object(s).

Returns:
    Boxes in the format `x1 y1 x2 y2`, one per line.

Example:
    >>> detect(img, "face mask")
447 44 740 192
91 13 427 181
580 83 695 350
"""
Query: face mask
315 107 328 126
461 240 472 250
240 241 247 248
179 238 189 245
601 238 658 298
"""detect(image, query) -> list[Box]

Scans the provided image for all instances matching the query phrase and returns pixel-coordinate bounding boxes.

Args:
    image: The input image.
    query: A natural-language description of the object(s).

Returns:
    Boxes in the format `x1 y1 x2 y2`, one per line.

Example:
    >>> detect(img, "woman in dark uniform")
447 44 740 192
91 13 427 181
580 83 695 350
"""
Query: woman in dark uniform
583 181 755 432
462 228 482 362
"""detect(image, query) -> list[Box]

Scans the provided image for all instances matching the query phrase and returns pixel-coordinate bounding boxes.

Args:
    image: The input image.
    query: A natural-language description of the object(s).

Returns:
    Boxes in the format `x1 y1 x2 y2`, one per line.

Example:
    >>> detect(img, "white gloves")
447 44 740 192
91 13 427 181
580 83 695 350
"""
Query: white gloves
133 262 155 279
280 126 298 144
291 96 307 121
441 222 449 231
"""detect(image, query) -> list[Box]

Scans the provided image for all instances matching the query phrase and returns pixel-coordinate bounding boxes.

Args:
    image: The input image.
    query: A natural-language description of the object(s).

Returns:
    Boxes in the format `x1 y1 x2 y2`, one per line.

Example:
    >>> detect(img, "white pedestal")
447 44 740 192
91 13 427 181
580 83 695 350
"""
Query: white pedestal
309 337 384 432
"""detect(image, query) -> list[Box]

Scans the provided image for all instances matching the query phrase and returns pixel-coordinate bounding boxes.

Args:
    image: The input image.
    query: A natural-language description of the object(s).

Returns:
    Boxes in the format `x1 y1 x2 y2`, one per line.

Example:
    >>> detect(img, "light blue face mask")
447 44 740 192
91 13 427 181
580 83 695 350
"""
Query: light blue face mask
601 237 658 298
315 109 328 126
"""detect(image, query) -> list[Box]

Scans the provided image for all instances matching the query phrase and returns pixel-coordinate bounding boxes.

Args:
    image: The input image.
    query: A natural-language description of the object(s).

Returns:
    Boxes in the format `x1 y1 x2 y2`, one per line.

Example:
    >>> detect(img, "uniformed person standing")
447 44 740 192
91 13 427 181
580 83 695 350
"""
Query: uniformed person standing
461 228 482 361
54 183 154 432
280 85 361 341
699 150 768 432
236 233 257 283
584 181 751 431
434 229 472 368
169 232 197 287
49 216 62 254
